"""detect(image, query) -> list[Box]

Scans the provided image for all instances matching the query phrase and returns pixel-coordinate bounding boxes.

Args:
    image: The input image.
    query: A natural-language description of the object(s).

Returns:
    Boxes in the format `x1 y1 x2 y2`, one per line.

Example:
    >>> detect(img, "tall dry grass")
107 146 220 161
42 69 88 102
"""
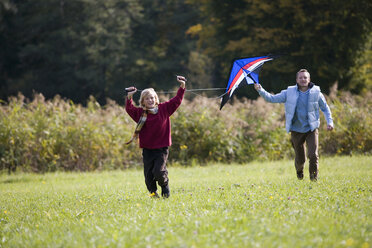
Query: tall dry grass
0 91 371 172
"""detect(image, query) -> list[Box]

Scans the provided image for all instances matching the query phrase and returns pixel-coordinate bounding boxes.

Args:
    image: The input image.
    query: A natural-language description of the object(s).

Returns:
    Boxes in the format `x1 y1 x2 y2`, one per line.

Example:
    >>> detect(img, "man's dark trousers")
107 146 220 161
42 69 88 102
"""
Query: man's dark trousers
291 129 319 180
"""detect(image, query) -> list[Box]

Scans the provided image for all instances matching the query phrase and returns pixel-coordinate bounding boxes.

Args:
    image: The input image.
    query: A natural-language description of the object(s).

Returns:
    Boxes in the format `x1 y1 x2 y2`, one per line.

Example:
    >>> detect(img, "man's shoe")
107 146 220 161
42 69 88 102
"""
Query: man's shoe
297 171 304 180
161 185 170 198
310 171 318 182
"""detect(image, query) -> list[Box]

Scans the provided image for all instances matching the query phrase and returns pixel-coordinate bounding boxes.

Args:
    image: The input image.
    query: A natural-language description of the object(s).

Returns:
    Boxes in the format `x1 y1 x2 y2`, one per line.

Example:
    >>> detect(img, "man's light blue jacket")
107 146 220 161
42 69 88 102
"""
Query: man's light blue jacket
257 83 333 133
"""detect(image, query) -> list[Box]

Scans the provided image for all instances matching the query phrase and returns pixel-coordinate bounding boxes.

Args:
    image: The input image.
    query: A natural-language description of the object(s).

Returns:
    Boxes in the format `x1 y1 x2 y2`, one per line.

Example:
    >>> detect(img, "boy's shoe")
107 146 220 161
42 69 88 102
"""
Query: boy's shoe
149 192 160 198
297 171 304 180
161 185 170 198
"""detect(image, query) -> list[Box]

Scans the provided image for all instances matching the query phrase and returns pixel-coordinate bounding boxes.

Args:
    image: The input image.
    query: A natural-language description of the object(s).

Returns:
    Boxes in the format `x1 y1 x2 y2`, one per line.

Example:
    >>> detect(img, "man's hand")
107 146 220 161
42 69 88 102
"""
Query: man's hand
327 125 334 131
125 87 137 99
176 76 186 89
253 83 261 91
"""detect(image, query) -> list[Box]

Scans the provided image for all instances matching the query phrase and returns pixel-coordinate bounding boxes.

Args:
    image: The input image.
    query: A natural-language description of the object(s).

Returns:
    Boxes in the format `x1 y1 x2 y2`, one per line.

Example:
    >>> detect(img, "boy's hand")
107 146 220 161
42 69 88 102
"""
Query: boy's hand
176 76 186 89
125 87 137 99
327 125 334 131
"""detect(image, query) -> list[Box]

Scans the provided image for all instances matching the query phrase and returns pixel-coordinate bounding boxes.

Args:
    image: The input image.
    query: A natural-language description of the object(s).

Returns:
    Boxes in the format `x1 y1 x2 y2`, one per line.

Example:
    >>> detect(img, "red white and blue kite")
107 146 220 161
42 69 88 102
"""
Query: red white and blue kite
220 55 275 110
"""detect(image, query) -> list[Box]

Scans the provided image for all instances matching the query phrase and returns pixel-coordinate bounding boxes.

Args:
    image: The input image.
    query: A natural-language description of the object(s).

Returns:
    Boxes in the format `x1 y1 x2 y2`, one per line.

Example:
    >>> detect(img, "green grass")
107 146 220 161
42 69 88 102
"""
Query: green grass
0 156 371 248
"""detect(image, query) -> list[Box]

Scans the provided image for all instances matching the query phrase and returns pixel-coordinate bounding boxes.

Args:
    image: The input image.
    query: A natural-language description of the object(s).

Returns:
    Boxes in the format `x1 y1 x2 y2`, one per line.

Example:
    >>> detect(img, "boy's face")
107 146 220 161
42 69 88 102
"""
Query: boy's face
143 93 156 109
296 71 310 88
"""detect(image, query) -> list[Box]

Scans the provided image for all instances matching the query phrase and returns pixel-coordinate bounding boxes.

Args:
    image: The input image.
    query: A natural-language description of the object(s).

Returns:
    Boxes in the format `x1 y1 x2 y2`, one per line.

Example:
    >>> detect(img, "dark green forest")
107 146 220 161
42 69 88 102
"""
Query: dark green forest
1 0 371 104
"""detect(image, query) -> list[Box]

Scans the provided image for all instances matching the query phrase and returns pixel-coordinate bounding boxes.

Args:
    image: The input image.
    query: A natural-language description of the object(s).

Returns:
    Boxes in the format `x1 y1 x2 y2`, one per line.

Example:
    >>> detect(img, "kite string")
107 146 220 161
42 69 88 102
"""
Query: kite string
129 87 228 99
187 90 228 99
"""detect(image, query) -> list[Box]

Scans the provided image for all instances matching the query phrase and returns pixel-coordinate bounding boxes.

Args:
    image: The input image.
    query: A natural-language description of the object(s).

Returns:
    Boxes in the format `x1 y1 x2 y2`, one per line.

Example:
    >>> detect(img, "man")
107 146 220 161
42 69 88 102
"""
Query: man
254 69 334 181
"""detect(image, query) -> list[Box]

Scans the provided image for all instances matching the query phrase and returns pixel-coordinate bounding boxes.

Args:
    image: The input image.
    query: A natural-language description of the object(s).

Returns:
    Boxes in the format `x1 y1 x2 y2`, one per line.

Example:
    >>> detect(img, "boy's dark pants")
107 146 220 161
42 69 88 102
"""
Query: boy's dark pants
142 147 169 193
290 129 319 180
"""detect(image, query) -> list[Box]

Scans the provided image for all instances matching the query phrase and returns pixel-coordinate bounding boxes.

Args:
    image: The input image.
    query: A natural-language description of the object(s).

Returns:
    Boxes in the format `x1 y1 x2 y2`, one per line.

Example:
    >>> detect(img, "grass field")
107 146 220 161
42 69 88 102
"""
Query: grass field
0 156 371 248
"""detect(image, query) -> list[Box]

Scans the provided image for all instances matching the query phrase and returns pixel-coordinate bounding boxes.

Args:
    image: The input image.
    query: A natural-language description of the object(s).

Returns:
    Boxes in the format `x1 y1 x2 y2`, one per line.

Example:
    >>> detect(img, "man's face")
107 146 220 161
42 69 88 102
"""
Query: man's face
296 71 310 88
144 94 156 109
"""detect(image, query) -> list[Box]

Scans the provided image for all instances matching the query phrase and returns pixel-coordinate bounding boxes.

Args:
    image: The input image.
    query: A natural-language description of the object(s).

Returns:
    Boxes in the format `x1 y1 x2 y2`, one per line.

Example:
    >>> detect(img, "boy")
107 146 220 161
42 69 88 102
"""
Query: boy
125 76 186 197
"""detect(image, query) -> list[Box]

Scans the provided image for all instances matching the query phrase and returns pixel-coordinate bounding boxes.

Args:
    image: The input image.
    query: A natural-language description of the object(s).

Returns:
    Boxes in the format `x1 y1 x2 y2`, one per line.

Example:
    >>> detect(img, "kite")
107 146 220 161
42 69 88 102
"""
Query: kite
220 55 275 110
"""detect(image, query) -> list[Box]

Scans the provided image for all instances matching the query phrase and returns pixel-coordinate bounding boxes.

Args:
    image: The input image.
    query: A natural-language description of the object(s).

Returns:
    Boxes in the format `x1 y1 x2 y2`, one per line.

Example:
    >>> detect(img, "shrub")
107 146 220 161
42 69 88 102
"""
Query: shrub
0 91 371 172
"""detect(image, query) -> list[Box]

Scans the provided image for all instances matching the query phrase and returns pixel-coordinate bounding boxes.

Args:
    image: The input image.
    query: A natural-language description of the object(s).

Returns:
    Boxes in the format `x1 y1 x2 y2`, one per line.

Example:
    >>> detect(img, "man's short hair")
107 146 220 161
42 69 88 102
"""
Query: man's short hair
296 69 310 79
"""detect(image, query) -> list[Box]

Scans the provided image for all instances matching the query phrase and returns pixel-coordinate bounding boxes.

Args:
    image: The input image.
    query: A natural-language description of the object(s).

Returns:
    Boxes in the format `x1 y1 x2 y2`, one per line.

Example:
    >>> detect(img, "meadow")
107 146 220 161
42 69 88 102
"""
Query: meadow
0 156 371 247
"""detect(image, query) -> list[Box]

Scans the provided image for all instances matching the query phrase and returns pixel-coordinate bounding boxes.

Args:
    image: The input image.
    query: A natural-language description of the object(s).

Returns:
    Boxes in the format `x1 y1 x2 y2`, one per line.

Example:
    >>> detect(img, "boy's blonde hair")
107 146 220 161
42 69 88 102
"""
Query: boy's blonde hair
139 88 159 108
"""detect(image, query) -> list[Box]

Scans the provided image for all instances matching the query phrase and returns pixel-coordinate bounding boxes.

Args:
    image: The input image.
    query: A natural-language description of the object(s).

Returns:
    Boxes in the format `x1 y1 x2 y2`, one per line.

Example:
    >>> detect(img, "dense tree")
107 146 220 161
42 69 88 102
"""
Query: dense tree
126 0 200 93
187 0 372 94
0 1 18 97
0 0 371 103
0 0 143 103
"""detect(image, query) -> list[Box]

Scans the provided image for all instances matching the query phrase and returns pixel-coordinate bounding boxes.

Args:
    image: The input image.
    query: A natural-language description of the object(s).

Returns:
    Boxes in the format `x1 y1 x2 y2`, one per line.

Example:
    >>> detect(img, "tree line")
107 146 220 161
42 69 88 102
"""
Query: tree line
1 0 371 104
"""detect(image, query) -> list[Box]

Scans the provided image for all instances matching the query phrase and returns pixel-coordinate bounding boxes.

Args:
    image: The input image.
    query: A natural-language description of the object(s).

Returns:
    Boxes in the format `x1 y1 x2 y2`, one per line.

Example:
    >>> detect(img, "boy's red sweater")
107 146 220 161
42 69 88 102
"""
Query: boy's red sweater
125 87 185 149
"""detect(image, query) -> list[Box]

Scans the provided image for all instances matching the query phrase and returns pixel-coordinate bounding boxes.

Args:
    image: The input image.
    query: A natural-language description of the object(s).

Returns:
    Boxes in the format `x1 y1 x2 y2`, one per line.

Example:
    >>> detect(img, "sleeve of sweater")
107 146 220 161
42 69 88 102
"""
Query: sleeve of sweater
125 98 142 122
164 87 186 116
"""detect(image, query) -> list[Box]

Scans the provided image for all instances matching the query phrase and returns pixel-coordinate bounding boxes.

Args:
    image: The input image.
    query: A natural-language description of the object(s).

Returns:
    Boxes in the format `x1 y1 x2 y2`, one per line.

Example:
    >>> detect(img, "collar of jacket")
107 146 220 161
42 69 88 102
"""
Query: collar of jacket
296 82 314 90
